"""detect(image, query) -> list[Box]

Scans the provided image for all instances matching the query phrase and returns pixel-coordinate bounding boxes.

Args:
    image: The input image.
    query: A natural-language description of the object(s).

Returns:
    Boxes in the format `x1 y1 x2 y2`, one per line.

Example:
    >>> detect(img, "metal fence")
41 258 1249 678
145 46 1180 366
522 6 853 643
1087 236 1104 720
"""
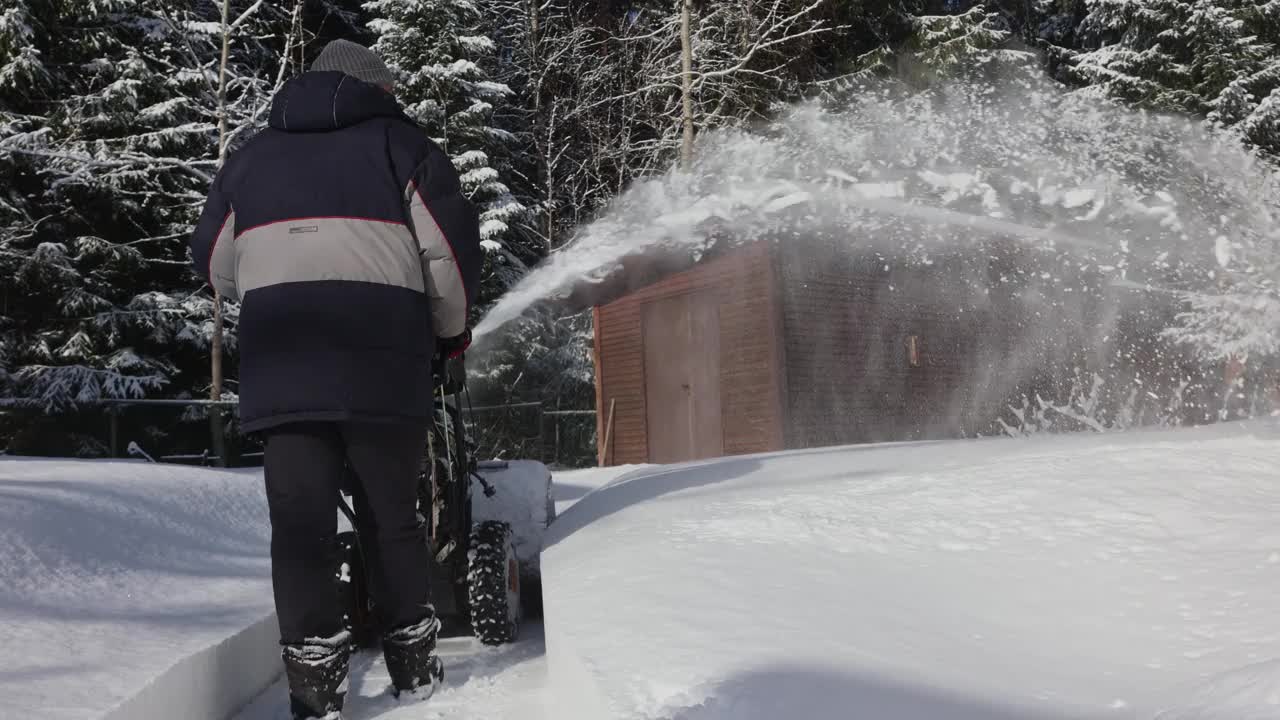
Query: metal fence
0 397 259 466
465 401 597 469
0 397 597 469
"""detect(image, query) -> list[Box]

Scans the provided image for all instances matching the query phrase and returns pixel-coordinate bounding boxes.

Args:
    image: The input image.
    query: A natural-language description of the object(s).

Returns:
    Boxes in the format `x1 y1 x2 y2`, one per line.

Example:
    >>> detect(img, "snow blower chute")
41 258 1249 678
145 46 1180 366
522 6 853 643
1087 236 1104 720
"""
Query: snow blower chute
334 348 554 647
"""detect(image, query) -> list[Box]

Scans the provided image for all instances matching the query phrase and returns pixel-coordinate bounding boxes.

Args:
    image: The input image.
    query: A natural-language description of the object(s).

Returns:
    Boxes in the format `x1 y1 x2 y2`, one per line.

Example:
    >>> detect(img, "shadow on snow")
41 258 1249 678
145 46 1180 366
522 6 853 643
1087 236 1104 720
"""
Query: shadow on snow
664 663 1086 720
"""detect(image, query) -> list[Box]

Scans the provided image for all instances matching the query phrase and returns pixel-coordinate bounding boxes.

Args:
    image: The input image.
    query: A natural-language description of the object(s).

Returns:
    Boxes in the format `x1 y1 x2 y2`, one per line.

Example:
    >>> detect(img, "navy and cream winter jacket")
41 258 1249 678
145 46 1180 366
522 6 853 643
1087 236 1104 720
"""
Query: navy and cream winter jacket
188 71 483 433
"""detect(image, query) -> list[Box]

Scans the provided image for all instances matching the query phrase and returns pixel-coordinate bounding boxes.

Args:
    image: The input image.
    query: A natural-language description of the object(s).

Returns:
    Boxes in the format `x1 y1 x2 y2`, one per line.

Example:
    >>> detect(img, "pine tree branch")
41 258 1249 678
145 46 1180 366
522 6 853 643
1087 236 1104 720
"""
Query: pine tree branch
5 148 214 184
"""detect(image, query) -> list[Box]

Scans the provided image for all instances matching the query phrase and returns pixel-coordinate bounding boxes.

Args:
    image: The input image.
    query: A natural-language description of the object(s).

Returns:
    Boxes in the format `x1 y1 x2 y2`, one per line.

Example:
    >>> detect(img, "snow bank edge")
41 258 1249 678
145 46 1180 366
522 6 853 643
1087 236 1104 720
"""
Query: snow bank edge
99 612 282 720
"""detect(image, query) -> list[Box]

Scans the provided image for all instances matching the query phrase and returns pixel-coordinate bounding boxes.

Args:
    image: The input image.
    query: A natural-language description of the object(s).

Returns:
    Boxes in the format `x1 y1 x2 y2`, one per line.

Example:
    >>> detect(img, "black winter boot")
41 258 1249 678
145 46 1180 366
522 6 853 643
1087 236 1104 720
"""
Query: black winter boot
382 612 444 699
282 630 352 719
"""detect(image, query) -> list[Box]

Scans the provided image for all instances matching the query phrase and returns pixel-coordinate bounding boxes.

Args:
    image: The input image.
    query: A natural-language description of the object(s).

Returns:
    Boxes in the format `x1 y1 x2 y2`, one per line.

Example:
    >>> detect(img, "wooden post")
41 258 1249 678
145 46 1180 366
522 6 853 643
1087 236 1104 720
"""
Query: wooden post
216 0 232 167
538 407 553 466
592 306 606 461
209 0 233 468
599 398 617 467
109 408 120 459
680 0 695 171
209 398 227 467
553 407 561 466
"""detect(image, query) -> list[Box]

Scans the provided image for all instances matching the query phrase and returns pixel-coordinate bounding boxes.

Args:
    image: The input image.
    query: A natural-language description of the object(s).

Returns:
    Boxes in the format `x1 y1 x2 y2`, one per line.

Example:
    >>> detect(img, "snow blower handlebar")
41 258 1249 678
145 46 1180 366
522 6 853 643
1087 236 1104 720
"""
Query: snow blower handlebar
430 332 496 499
433 331 470 395
337 326 528 647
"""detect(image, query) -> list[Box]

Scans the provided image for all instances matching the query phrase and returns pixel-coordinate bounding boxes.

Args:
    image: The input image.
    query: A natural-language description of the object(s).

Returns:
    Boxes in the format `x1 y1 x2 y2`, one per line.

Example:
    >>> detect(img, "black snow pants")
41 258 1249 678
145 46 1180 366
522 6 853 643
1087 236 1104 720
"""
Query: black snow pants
262 421 431 644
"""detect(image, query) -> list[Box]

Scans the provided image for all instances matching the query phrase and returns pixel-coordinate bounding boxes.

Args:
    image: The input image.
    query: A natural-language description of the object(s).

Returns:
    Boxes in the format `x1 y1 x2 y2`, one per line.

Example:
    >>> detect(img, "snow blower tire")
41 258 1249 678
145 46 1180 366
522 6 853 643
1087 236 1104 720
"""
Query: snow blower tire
467 520 521 645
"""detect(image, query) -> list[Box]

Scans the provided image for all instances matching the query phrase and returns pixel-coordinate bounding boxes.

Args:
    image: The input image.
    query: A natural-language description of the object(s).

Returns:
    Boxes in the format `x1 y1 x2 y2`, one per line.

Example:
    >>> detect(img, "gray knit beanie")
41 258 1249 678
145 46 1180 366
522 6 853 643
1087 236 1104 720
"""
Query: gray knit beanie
310 39 395 88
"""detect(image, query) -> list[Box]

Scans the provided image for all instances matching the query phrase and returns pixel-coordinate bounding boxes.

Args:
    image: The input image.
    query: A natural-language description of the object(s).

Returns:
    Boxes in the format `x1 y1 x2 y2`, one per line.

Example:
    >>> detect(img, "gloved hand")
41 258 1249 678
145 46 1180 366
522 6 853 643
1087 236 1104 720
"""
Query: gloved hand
439 328 471 359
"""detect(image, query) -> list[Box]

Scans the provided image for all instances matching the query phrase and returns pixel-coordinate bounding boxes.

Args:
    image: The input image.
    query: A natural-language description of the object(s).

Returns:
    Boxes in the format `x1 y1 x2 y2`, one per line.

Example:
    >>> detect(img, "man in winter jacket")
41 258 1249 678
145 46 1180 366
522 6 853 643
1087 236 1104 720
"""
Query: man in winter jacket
188 39 482 719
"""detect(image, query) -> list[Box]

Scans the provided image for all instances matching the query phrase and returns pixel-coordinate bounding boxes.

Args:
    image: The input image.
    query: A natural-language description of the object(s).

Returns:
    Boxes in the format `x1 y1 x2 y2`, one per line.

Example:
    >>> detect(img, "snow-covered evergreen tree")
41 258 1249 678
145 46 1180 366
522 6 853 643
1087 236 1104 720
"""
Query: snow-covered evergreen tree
1035 0 1280 386
1213 1 1280 151
0 0 285 418
366 0 533 309
828 2 1007 86
908 5 1012 76
1053 0 1280 157
0 0 50 403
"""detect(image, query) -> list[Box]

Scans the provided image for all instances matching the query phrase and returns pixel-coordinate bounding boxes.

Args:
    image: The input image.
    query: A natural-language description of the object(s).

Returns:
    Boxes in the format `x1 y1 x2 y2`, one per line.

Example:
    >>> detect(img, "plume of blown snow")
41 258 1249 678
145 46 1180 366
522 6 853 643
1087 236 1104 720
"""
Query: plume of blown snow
475 63 1278 343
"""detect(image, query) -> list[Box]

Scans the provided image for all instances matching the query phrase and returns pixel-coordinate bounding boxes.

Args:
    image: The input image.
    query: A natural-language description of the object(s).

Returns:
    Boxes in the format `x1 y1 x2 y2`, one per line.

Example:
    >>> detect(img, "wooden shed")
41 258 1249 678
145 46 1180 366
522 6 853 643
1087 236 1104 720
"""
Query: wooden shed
589 236 1185 466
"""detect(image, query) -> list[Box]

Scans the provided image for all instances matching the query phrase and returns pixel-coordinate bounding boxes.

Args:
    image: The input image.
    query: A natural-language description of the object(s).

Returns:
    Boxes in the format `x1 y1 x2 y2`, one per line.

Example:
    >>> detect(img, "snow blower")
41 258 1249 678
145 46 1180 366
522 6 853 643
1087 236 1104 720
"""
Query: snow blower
334 348 554 647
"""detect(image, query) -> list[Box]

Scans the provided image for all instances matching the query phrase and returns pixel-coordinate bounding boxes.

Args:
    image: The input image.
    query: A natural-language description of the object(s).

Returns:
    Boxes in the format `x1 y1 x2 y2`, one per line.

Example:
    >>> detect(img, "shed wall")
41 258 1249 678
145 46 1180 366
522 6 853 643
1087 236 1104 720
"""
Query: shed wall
593 244 784 465
775 241 1004 448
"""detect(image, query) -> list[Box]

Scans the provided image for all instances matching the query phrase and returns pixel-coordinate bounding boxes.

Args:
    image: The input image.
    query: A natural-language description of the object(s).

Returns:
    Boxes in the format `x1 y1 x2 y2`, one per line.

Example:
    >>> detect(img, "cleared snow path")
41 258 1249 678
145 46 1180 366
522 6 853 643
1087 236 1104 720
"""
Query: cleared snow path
235 624 551 720
0 458 276 720
230 466 625 720
541 421 1280 720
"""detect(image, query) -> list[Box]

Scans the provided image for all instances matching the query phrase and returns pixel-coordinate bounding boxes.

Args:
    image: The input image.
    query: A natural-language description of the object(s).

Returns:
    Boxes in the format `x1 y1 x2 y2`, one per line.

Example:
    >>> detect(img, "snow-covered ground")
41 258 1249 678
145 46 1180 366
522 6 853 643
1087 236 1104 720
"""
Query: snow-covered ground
541 420 1280 720
0 452 622 720
10 422 1280 720
0 458 276 720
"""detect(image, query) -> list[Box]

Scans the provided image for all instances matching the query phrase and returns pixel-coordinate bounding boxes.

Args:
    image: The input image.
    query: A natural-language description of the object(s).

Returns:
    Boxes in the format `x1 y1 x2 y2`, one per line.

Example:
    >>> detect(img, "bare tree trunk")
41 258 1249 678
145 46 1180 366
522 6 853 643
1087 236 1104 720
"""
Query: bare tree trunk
210 0 233 467
680 0 695 171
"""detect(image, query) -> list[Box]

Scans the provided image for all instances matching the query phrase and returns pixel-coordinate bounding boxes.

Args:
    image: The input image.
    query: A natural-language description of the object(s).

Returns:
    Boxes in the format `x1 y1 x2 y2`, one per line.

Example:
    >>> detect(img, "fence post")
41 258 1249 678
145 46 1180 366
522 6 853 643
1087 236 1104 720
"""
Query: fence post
599 399 616 467
210 405 228 468
108 407 120 459
538 407 552 466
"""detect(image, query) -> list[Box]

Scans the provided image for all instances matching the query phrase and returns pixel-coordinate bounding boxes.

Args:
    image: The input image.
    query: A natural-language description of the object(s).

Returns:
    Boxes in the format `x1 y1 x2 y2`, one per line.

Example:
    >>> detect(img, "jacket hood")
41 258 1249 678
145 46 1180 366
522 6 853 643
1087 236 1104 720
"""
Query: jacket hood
268 71 408 132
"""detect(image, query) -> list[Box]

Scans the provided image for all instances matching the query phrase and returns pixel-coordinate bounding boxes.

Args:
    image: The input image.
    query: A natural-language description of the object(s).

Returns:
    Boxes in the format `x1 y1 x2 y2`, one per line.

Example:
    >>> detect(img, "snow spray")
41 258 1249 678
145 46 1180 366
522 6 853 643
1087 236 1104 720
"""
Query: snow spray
473 59 1280 427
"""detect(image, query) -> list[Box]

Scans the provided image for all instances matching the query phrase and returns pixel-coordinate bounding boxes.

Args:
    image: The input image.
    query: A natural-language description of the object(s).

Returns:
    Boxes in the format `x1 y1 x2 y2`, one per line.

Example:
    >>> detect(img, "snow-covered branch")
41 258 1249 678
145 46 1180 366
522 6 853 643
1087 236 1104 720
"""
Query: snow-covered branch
5 147 215 184
229 0 266 33
690 0 831 88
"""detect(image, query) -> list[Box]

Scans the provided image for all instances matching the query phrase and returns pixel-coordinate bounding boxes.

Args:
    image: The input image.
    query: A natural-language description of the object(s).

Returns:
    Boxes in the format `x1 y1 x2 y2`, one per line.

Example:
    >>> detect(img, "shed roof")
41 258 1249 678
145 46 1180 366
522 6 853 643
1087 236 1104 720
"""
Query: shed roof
544 225 1176 320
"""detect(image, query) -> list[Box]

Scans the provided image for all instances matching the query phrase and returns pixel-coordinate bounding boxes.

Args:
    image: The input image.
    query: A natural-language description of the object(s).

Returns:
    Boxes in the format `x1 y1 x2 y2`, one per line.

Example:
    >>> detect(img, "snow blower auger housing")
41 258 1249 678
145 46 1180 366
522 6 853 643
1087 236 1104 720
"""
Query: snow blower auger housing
335 349 555 648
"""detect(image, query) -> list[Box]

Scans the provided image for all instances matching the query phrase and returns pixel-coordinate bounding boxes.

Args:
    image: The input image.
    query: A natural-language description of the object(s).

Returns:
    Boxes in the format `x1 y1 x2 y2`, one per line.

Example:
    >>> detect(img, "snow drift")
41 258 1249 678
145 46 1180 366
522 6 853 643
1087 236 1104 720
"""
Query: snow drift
0 458 276 720
540 421 1280 720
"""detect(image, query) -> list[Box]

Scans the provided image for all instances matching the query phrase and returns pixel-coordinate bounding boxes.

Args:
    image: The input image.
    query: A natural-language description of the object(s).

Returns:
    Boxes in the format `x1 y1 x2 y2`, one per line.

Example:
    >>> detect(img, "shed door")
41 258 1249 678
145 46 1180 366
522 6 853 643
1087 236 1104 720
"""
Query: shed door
642 292 723 463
